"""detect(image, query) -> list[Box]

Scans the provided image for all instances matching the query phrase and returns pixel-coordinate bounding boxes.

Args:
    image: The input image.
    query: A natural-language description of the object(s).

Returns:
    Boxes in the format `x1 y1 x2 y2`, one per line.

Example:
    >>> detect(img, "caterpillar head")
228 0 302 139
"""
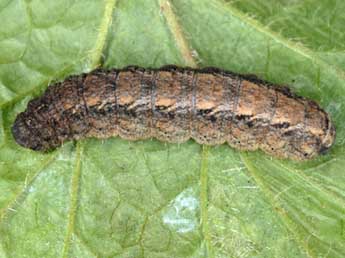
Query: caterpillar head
12 112 60 152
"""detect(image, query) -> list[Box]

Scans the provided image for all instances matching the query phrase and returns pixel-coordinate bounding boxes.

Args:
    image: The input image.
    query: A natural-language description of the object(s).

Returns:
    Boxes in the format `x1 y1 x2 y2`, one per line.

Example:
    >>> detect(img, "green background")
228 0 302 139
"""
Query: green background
0 0 345 257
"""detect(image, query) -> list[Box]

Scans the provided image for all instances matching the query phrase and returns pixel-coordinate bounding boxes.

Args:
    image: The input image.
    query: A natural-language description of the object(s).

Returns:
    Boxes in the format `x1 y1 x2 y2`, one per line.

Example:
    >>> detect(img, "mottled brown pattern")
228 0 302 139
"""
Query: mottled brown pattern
12 66 336 160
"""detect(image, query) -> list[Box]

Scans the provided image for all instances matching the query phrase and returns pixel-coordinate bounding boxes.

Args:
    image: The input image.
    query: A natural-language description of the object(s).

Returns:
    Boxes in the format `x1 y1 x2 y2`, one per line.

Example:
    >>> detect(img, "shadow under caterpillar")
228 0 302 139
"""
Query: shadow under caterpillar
12 66 335 160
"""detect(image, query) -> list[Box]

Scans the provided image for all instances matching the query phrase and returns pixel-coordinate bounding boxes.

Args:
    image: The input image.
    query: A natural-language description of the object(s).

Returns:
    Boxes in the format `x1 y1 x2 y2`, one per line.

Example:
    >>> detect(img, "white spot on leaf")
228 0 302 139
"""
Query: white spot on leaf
162 188 199 233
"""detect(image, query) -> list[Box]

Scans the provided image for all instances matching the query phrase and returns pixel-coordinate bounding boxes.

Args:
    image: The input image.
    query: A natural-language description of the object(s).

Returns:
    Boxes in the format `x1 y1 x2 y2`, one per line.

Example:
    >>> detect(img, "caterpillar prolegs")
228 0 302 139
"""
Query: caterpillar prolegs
12 66 335 160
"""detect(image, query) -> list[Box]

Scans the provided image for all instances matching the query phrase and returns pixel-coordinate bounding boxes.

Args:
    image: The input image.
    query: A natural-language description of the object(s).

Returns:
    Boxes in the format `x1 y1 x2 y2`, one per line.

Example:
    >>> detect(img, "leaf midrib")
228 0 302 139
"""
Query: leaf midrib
61 0 118 256
62 143 83 258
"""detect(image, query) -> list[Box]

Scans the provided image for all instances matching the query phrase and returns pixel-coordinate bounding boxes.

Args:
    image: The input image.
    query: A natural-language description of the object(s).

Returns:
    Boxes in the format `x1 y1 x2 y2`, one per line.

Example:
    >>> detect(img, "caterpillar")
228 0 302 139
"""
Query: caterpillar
12 66 335 160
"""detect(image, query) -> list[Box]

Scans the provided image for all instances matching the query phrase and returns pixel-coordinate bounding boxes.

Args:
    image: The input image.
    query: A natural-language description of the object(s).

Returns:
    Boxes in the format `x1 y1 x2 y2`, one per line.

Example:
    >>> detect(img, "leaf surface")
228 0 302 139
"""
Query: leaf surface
0 0 344 257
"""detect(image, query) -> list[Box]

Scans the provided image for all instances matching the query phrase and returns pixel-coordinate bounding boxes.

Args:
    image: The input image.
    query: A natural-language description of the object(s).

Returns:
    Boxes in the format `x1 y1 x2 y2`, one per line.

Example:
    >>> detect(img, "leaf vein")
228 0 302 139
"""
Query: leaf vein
200 145 214 257
89 0 118 67
158 0 197 67
240 154 315 258
220 0 345 82
62 143 83 258
272 160 345 209
0 153 58 226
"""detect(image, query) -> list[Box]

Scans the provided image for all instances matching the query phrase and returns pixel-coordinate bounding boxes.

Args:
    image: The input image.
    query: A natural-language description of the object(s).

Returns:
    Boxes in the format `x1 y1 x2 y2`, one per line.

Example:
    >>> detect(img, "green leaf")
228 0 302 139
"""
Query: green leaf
0 0 344 257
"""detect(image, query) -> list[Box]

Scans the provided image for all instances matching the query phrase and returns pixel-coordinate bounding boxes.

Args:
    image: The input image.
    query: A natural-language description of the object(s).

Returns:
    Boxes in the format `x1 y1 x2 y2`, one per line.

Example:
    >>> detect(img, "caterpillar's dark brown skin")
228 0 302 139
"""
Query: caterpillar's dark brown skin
12 66 335 160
